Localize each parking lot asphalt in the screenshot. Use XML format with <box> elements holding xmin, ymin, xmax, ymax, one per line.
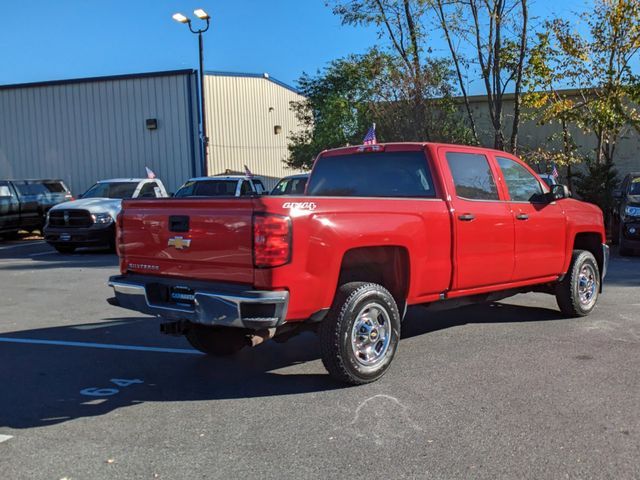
<box><xmin>0</xmin><ymin>238</ymin><xmax>638</xmax><ymax>480</ymax></box>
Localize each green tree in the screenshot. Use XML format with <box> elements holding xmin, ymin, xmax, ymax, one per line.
<box><xmin>430</xmin><ymin>0</ymin><xmax>529</xmax><ymax>152</ymax></box>
<box><xmin>523</xmin><ymin>0</ymin><xmax>640</xmax><ymax>214</ymax></box>
<box><xmin>286</xmin><ymin>51</ymin><xmax>473</xmax><ymax>170</ymax></box>
<box><xmin>286</xmin><ymin>51</ymin><xmax>383</xmax><ymax>170</ymax></box>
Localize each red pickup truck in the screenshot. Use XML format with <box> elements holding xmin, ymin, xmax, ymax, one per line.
<box><xmin>108</xmin><ymin>143</ymin><xmax>608</xmax><ymax>384</ymax></box>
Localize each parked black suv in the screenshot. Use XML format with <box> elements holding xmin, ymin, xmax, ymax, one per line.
<box><xmin>611</xmin><ymin>172</ymin><xmax>640</xmax><ymax>256</ymax></box>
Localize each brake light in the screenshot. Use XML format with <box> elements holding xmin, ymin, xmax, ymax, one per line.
<box><xmin>253</xmin><ymin>214</ymin><xmax>291</xmax><ymax>268</ymax></box>
<box><xmin>357</xmin><ymin>144</ymin><xmax>385</xmax><ymax>153</ymax></box>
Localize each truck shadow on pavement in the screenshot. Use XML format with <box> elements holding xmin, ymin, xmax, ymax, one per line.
<box><xmin>0</xmin><ymin>301</ymin><xmax>567</xmax><ymax>430</ymax></box>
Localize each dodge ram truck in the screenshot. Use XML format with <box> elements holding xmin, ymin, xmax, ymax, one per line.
<box><xmin>108</xmin><ymin>143</ymin><xmax>609</xmax><ymax>385</ymax></box>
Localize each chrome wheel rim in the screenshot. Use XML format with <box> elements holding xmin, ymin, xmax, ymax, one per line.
<box><xmin>350</xmin><ymin>302</ymin><xmax>392</xmax><ymax>367</ymax></box>
<box><xmin>578</xmin><ymin>263</ymin><xmax>597</xmax><ymax>306</ymax></box>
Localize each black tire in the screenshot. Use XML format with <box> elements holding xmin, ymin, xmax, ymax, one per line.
<box><xmin>2</xmin><ymin>230</ymin><xmax>20</xmax><ymax>240</ymax></box>
<box><xmin>555</xmin><ymin>250</ymin><xmax>600</xmax><ymax>317</ymax></box>
<box><xmin>610</xmin><ymin>217</ymin><xmax>619</xmax><ymax>245</ymax></box>
<box><xmin>54</xmin><ymin>245</ymin><xmax>76</xmax><ymax>254</ymax></box>
<box><xmin>320</xmin><ymin>282</ymin><xmax>401</xmax><ymax>385</ymax></box>
<box><xmin>185</xmin><ymin>324</ymin><xmax>247</xmax><ymax>356</ymax></box>
<box><xmin>619</xmin><ymin>226</ymin><xmax>634</xmax><ymax>256</ymax></box>
<box><xmin>619</xmin><ymin>244</ymin><xmax>634</xmax><ymax>256</ymax></box>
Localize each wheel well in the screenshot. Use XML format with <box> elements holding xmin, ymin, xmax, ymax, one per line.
<box><xmin>573</xmin><ymin>232</ymin><xmax>603</xmax><ymax>276</ymax></box>
<box><xmin>336</xmin><ymin>246</ymin><xmax>409</xmax><ymax>310</ymax></box>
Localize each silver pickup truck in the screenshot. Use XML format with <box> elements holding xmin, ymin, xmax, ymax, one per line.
<box><xmin>44</xmin><ymin>178</ymin><xmax>168</xmax><ymax>253</ymax></box>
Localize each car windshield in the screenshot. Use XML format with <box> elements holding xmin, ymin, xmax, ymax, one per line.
<box><xmin>174</xmin><ymin>180</ymin><xmax>239</xmax><ymax>197</ymax></box>
<box><xmin>82</xmin><ymin>182</ymin><xmax>138</xmax><ymax>199</ymax></box>
<box><xmin>629</xmin><ymin>178</ymin><xmax>640</xmax><ymax>195</ymax></box>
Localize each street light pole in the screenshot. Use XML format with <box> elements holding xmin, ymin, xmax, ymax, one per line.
<box><xmin>173</xmin><ymin>9</ymin><xmax>211</xmax><ymax>175</ymax></box>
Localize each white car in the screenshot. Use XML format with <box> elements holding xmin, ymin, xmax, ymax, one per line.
<box><xmin>44</xmin><ymin>178</ymin><xmax>168</xmax><ymax>253</ymax></box>
<box><xmin>174</xmin><ymin>175</ymin><xmax>266</xmax><ymax>197</ymax></box>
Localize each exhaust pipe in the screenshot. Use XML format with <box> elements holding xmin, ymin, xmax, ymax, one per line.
<box><xmin>246</xmin><ymin>328</ymin><xmax>277</xmax><ymax>347</ymax></box>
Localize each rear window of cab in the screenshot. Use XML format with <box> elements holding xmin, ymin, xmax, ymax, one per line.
<box><xmin>307</xmin><ymin>151</ymin><xmax>435</xmax><ymax>198</ymax></box>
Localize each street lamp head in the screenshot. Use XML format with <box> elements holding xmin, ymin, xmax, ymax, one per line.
<box><xmin>172</xmin><ymin>13</ymin><xmax>190</xmax><ymax>24</ymax></box>
<box><xmin>193</xmin><ymin>8</ymin><xmax>210</xmax><ymax>20</ymax></box>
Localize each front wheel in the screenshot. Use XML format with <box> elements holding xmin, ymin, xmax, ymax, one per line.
<box><xmin>185</xmin><ymin>324</ymin><xmax>247</xmax><ymax>356</ymax></box>
<box><xmin>320</xmin><ymin>282</ymin><xmax>401</xmax><ymax>385</ymax></box>
<box><xmin>555</xmin><ymin>250</ymin><xmax>600</xmax><ymax>317</ymax></box>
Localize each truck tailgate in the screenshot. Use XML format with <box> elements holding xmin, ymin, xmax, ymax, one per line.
<box><xmin>119</xmin><ymin>198</ymin><xmax>255</xmax><ymax>284</ymax></box>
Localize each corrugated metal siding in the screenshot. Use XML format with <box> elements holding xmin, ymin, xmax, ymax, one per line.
<box><xmin>204</xmin><ymin>74</ymin><xmax>306</xmax><ymax>185</ymax></box>
<box><xmin>0</xmin><ymin>71</ymin><xmax>201</xmax><ymax>194</ymax></box>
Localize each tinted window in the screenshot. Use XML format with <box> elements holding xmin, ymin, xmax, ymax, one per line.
<box><xmin>253</xmin><ymin>180</ymin><xmax>266</xmax><ymax>194</ymax></box>
<box><xmin>629</xmin><ymin>177</ymin><xmax>640</xmax><ymax>195</ymax></box>
<box><xmin>82</xmin><ymin>182</ymin><xmax>138</xmax><ymax>199</ymax></box>
<box><xmin>174</xmin><ymin>180</ymin><xmax>239</xmax><ymax>197</ymax></box>
<box><xmin>271</xmin><ymin>177</ymin><xmax>308</xmax><ymax>195</ymax></box>
<box><xmin>307</xmin><ymin>151</ymin><xmax>435</xmax><ymax>198</ymax></box>
<box><xmin>497</xmin><ymin>157</ymin><xmax>544</xmax><ymax>202</ymax></box>
<box><xmin>138</xmin><ymin>182</ymin><xmax>159</xmax><ymax>198</ymax></box>
<box><xmin>446</xmin><ymin>152</ymin><xmax>499</xmax><ymax>200</ymax></box>
<box><xmin>240</xmin><ymin>181</ymin><xmax>252</xmax><ymax>195</ymax></box>
<box><xmin>42</xmin><ymin>181</ymin><xmax>67</xmax><ymax>193</ymax></box>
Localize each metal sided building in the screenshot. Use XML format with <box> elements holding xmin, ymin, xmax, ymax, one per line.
<box><xmin>0</xmin><ymin>70</ymin><xmax>201</xmax><ymax>194</ymax></box>
<box><xmin>203</xmin><ymin>72</ymin><xmax>307</xmax><ymax>187</ymax></box>
<box><xmin>0</xmin><ymin>69</ymin><xmax>306</xmax><ymax>195</ymax></box>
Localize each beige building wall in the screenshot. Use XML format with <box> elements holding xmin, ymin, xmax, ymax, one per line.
<box><xmin>464</xmin><ymin>92</ymin><xmax>640</xmax><ymax>177</ymax></box>
<box><xmin>204</xmin><ymin>73</ymin><xmax>306</xmax><ymax>186</ymax></box>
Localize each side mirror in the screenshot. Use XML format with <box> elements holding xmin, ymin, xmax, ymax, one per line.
<box><xmin>551</xmin><ymin>184</ymin><xmax>571</xmax><ymax>200</ymax></box>
<box><xmin>549</xmin><ymin>184</ymin><xmax>570</xmax><ymax>201</ymax></box>
<box><xmin>613</xmin><ymin>189</ymin><xmax>623</xmax><ymax>199</ymax></box>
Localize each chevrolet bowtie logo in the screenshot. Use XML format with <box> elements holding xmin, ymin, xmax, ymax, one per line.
<box><xmin>167</xmin><ymin>236</ymin><xmax>191</xmax><ymax>250</ymax></box>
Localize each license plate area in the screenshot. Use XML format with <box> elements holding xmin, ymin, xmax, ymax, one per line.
<box><xmin>169</xmin><ymin>285</ymin><xmax>196</xmax><ymax>307</ymax></box>
<box><xmin>59</xmin><ymin>233</ymin><xmax>71</xmax><ymax>241</ymax></box>
<box><xmin>146</xmin><ymin>283</ymin><xmax>196</xmax><ymax>309</ymax></box>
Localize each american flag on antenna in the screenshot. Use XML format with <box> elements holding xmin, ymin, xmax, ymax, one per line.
<box><xmin>145</xmin><ymin>166</ymin><xmax>156</xmax><ymax>179</ymax></box>
<box><xmin>363</xmin><ymin>123</ymin><xmax>377</xmax><ymax>145</ymax></box>
<box><xmin>244</xmin><ymin>165</ymin><xmax>254</xmax><ymax>178</ymax></box>
<box><xmin>551</xmin><ymin>163</ymin><xmax>559</xmax><ymax>179</ymax></box>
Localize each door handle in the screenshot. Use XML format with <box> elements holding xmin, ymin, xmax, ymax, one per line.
<box><xmin>458</xmin><ymin>213</ymin><xmax>475</xmax><ymax>221</ymax></box>
<box><xmin>516</xmin><ymin>213</ymin><xmax>529</xmax><ymax>221</ymax></box>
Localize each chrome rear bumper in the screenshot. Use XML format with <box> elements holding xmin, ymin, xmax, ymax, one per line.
<box><xmin>108</xmin><ymin>275</ymin><xmax>288</xmax><ymax>329</ymax></box>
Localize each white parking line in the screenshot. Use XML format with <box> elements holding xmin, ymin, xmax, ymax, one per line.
<box><xmin>0</xmin><ymin>241</ymin><xmax>43</xmax><ymax>251</ymax></box>
<box><xmin>29</xmin><ymin>251</ymin><xmax>56</xmax><ymax>257</ymax></box>
<box><xmin>0</xmin><ymin>337</ymin><xmax>201</xmax><ymax>355</ymax></box>
<box><xmin>0</xmin><ymin>434</ymin><xmax>13</xmax><ymax>443</ymax></box>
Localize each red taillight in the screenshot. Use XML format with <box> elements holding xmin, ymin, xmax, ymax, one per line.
<box><xmin>253</xmin><ymin>214</ymin><xmax>291</xmax><ymax>268</ymax></box>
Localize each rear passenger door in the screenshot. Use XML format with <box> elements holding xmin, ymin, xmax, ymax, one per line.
<box><xmin>495</xmin><ymin>156</ymin><xmax>566</xmax><ymax>280</ymax></box>
<box><xmin>441</xmin><ymin>148</ymin><xmax>515</xmax><ymax>290</ymax></box>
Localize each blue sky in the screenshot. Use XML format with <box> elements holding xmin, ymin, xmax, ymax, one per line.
<box><xmin>0</xmin><ymin>0</ymin><xmax>592</xmax><ymax>93</ymax></box>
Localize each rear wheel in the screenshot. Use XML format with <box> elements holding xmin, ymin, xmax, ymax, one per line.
<box><xmin>54</xmin><ymin>245</ymin><xmax>76</xmax><ymax>254</ymax></box>
<box><xmin>320</xmin><ymin>282</ymin><xmax>401</xmax><ymax>385</ymax></box>
<box><xmin>185</xmin><ymin>324</ymin><xmax>247</xmax><ymax>356</ymax></box>
<box><xmin>555</xmin><ymin>250</ymin><xmax>600</xmax><ymax>317</ymax></box>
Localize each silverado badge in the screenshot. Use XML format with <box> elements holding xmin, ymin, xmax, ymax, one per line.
<box><xmin>167</xmin><ymin>236</ymin><xmax>191</xmax><ymax>250</ymax></box>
